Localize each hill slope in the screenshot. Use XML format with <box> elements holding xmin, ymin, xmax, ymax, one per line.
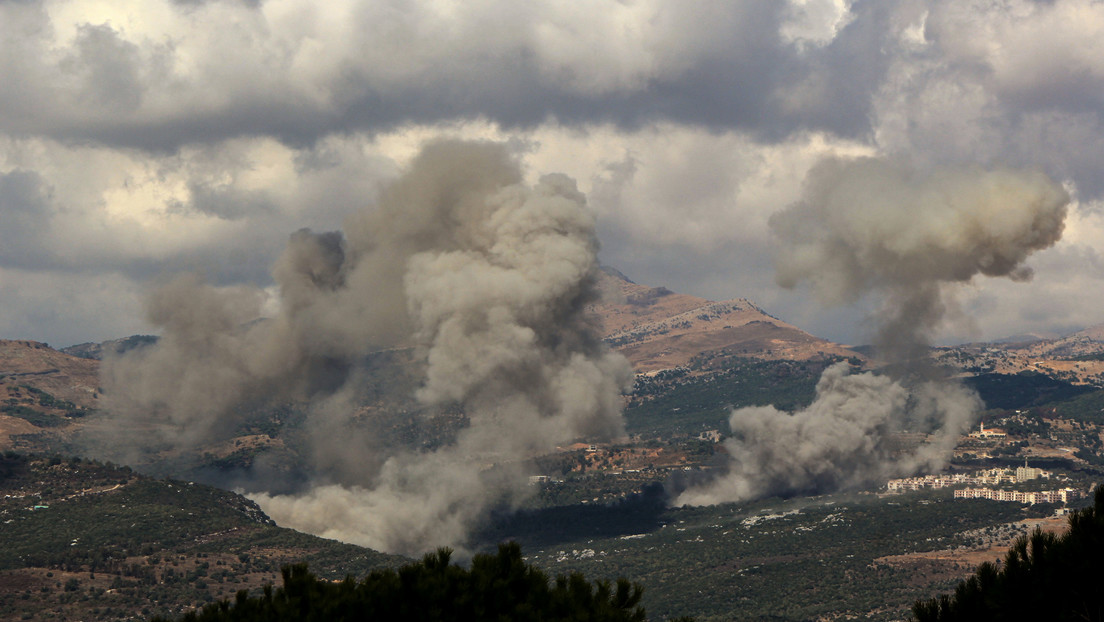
<box><xmin>590</xmin><ymin>268</ymin><xmax>860</xmax><ymax>372</ymax></box>
<box><xmin>935</xmin><ymin>323</ymin><xmax>1104</xmax><ymax>387</ymax></box>
<box><xmin>0</xmin><ymin>453</ymin><xmax>405</xmax><ymax>621</ymax></box>
<box><xmin>0</xmin><ymin>340</ymin><xmax>99</xmax><ymax>409</ymax></box>
<box><xmin>0</xmin><ymin>341</ymin><xmax>100</xmax><ymax>452</ymax></box>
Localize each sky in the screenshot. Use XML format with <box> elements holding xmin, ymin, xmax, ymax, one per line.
<box><xmin>2</xmin><ymin>0</ymin><xmax>1104</xmax><ymax>348</ymax></box>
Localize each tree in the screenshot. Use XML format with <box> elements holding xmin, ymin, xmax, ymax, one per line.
<box><xmin>913</xmin><ymin>486</ymin><xmax>1104</xmax><ymax>621</ymax></box>
<box><xmin>154</xmin><ymin>542</ymin><xmax>656</xmax><ymax>622</ymax></box>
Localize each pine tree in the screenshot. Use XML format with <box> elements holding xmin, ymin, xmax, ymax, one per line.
<box><xmin>913</xmin><ymin>486</ymin><xmax>1104</xmax><ymax>621</ymax></box>
<box><xmin>154</xmin><ymin>542</ymin><xmax>656</xmax><ymax>622</ymax></box>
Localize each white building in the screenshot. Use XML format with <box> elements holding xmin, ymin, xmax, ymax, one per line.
<box><xmin>954</xmin><ymin>487</ymin><xmax>1081</xmax><ymax>505</ymax></box>
<box><xmin>968</xmin><ymin>422</ymin><xmax>1007</xmax><ymax>439</ymax></box>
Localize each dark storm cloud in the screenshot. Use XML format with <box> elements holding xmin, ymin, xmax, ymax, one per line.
<box><xmin>60</xmin><ymin>24</ymin><xmax>145</xmax><ymax>111</ymax></box>
<box><xmin>0</xmin><ymin>0</ymin><xmax>894</xmax><ymax>151</ymax></box>
<box><xmin>177</xmin><ymin>181</ymin><xmax>276</xmax><ymax>221</ymax></box>
<box><xmin>874</xmin><ymin>0</ymin><xmax>1104</xmax><ymax>199</ymax></box>
<box><xmin>3</xmin><ymin>0</ymin><xmax>1104</xmax><ymax>181</ymax></box>
<box><xmin>0</xmin><ymin>170</ymin><xmax>52</xmax><ymax>267</ymax></box>
<box><xmin>6</xmin><ymin>0</ymin><xmax>1100</xmax><ymax>194</ymax></box>
<box><xmin>0</xmin><ymin>167</ymin><xmax>280</xmax><ymax>284</ymax></box>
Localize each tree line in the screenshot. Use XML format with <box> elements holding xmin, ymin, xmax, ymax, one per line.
<box><xmin>914</xmin><ymin>485</ymin><xmax>1104</xmax><ymax>621</ymax></box>
<box><xmin>153</xmin><ymin>542</ymin><xmax>685</xmax><ymax>622</ymax></box>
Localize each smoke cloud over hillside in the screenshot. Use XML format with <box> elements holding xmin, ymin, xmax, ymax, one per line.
<box><xmin>678</xmin><ymin>157</ymin><xmax>1069</xmax><ymax>506</ymax></box>
<box><xmin>772</xmin><ymin>158</ymin><xmax>1070</xmax><ymax>362</ymax></box>
<box><xmin>99</xmin><ymin>140</ymin><xmax>632</xmax><ymax>554</ymax></box>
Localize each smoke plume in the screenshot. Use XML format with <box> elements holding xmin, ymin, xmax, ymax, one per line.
<box><xmin>773</xmin><ymin>158</ymin><xmax>1069</xmax><ymax>362</ymax></box>
<box><xmin>100</xmin><ymin>140</ymin><xmax>632</xmax><ymax>554</ymax></box>
<box><xmin>678</xmin><ymin>157</ymin><xmax>1069</xmax><ymax>506</ymax></box>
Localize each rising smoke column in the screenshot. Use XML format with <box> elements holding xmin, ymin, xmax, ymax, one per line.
<box><xmin>254</xmin><ymin>152</ymin><xmax>633</xmax><ymax>554</ymax></box>
<box><xmin>677</xmin><ymin>157</ymin><xmax>1069</xmax><ymax>506</ymax></box>
<box><xmin>101</xmin><ymin>140</ymin><xmax>632</xmax><ymax>554</ymax></box>
<box><xmin>773</xmin><ymin>158</ymin><xmax>1070</xmax><ymax>364</ymax></box>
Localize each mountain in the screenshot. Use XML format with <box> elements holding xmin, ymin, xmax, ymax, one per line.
<box><xmin>0</xmin><ymin>341</ymin><xmax>101</xmax><ymax>452</ymax></box>
<box><xmin>0</xmin><ymin>340</ymin><xmax>99</xmax><ymax>408</ymax></box>
<box><xmin>934</xmin><ymin>323</ymin><xmax>1104</xmax><ymax>387</ymax></box>
<box><xmin>4</xmin><ymin>275</ymin><xmax>1104</xmax><ymax>621</ymax></box>
<box><xmin>61</xmin><ymin>335</ymin><xmax>158</xmax><ymax>361</ymax></box>
<box><xmin>590</xmin><ymin>267</ymin><xmax>861</xmax><ymax>373</ymax></box>
<box><xmin>1011</xmin><ymin>323</ymin><xmax>1104</xmax><ymax>359</ymax></box>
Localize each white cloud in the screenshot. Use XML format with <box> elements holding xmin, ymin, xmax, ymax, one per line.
<box><xmin>780</xmin><ymin>0</ymin><xmax>855</xmax><ymax>50</ymax></box>
<box><xmin>3</xmin><ymin>0</ymin><xmax>1104</xmax><ymax>346</ymax></box>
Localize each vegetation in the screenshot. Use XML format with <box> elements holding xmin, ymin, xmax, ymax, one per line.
<box><xmin>0</xmin><ymin>453</ymin><xmax>404</xmax><ymax>621</ymax></box>
<box><xmin>963</xmin><ymin>372</ymin><xmax>1095</xmax><ymax>411</ymax></box>
<box><xmin>913</xmin><ymin>486</ymin><xmax>1104</xmax><ymax>621</ymax></box>
<box><xmin>1052</xmin><ymin>388</ymin><xmax>1104</xmax><ymax>424</ymax></box>
<box><xmin>8</xmin><ymin>350</ymin><xmax>1104</xmax><ymax>620</ymax></box>
<box><xmin>1</xmin><ymin>384</ymin><xmax>85</xmax><ymax>428</ymax></box>
<box><xmin>482</xmin><ymin>488</ymin><xmax>1048</xmax><ymax>621</ymax></box>
<box><xmin>157</xmin><ymin>543</ymin><xmax>651</xmax><ymax>622</ymax></box>
<box><xmin>0</xmin><ymin>404</ymin><xmax>67</xmax><ymax>427</ymax></box>
<box><xmin>625</xmin><ymin>358</ymin><xmax>828</xmax><ymax>438</ymax></box>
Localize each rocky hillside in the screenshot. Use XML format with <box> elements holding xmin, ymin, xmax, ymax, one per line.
<box><xmin>590</xmin><ymin>268</ymin><xmax>861</xmax><ymax>373</ymax></box>
<box><xmin>0</xmin><ymin>341</ymin><xmax>99</xmax><ymax>409</ymax></box>
<box><xmin>0</xmin><ymin>341</ymin><xmax>101</xmax><ymax>452</ymax></box>
<box><xmin>60</xmin><ymin>335</ymin><xmax>157</xmax><ymax>361</ymax></box>
<box><xmin>935</xmin><ymin>324</ymin><xmax>1104</xmax><ymax>387</ymax></box>
<box><xmin>1010</xmin><ymin>324</ymin><xmax>1104</xmax><ymax>360</ymax></box>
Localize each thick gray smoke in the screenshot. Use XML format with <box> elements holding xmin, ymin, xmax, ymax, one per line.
<box><xmin>773</xmin><ymin>158</ymin><xmax>1069</xmax><ymax>363</ymax></box>
<box><xmin>678</xmin><ymin>157</ymin><xmax>1069</xmax><ymax>506</ymax></box>
<box><xmin>677</xmin><ymin>362</ymin><xmax>980</xmax><ymax>505</ymax></box>
<box><xmin>100</xmin><ymin>140</ymin><xmax>632</xmax><ymax>554</ymax></box>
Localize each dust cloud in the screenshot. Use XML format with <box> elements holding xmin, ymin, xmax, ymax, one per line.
<box><xmin>678</xmin><ymin>157</ymin><xmax>1069</xmax><ymax>506</ymax></box>
<box><xmin>99</xmin><ymin>140</ymin><xmax>632</xmax><ymax>554</ymax></box>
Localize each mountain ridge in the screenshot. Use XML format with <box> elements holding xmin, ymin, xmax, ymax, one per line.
<box><xmin>591</xmin><ymin>268</ymin><xmax>862</xmax><ymax>372</ymax></box>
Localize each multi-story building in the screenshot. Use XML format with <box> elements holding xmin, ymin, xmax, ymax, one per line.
<box><xmin>953</xmin><ymin>487</ymin><xmax>1081</xmax><ymax>505</ymax></box>
<box><xmin>887</xmin><ymin>464</ymin><xmax>1051</xmax><ymax>493</ymax></box>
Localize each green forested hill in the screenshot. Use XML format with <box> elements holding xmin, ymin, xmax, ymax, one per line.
<box><xmin>0</xmin><ymin>453</ymin><xmax>405</xmax><ymax>621</ymax></box>
<box><xmin>625</xmin><ymin>358</ymin><xmax>829</xmax><ymax>438</ymax></box>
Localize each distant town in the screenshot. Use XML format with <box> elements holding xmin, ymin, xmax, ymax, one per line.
<box><xmin>885</xmin><ymin>419</ymin><xmax>1098</xmax><ymax>511</ymax></box>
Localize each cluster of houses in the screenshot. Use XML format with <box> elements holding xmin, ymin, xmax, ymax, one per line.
<box><xmin>885</xmin><ymin>462</ymin><xmax>1088</xmax><ymax>506</ymax></box>
<box><xmin>886</xmin><ymin>463</ymin><xmax>1050</xmax><ymax>493</ymax></box>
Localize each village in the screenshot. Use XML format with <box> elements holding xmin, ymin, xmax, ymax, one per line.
<box><xmin>886</xmin><ymin>463</ymin><xmax>1085</xmax><ymax>508</ymax></box>
<box><xmin>518</xmin><ymin>408</ymin><xmax>1104</xmax><ymax>510</ymax></box>
<box><xmin>884</xmin><ymin>418</ymin><xmax>1100</xmax><ymax>511</ymax></box>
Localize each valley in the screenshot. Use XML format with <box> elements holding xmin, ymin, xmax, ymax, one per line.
<box><xmin>3</xmin><ymin>271</ymin><xmax>1104</xmax><ymax>620</ymax></box>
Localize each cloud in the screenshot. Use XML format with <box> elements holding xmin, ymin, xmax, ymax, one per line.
<box><xmin>780</xmin><ymin>0</ymin><xmax>855</xmax><ymax>50</ymax></box>
<box><xmin>3</xmin><ymin>0</ymin><xmax>1104</xmax><ymax>349</ymax></box>
<box><xmin>0</xmin><ymin>170</ymin><xmax>53</xmax><ymax>268</ymax></box>
<box><xmin>0</xmin><ymin>0</ymin><xmax>890</xmax><ymax>149</ymax></box>
<box><xmin>0</xmin><ymin>267</ymin><xmax>145</xmax><ymax>346</ymax></box>
<box><xmin>873</xmin><ymin>0</ymin><xmax>1104</xmax><ymax>196</ymax></box>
